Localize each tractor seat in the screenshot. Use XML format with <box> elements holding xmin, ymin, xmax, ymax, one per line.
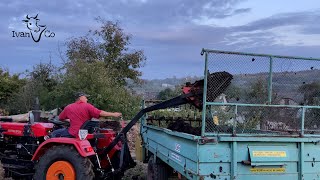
<box><xmin>80</xmin><ymin>119</ymin><xmax>100</xmax><ymax>134</ymax></box>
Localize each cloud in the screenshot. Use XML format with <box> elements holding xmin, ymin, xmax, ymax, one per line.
<box><xmin>220</xmin><ymin>10</ymin><xmax>320</xmax><ymax>48</ymax></box>
<box><xmin>132</xmin><ymin>25</ymin><xmax>229</xmax><ymax>47</ymax></box>
<box><xmin>0</xmin><ymin>0</ymin><xmax>248</xmax><ymax>44</ymax></box>
<box><xmin>1</xmin><ymin>0</ymin><xmax>320</xmax><ymax>79</ymax></box>
<box><xmin>238</xmin><ymin>11</ymin><xmax>320</xmax><ymax>32</ymax></box>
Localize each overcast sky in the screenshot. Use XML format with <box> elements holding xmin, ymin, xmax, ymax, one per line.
<box><xmin>1</xmin><ymin>0</ymin><xmax>320</xmax><ymax>79</ymax></box>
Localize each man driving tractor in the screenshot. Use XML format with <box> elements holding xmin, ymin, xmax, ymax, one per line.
<box><xmin>50</xmin><ymin>92</ymin><xmax>122</xmax><ymax>138</ymax></box>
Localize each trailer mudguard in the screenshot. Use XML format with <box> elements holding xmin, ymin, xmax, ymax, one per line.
<box><xmin>32</xmin><ymin>138</ymin><xmax>95</xmax><ymax>161</ymax></box>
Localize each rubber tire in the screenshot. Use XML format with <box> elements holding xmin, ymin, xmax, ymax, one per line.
<box><xmin>147</xmin><ymin>155</ymin><xmax>170</xmax><ymax>180</ymax></box>
<box><xmin>33</xmin><ymin>145</ymin><xmax>94</xmax><ymax>180</ymax></box>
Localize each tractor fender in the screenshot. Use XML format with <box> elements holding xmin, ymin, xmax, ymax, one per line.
<box><xmin>32</xmin><ymin>138</ymin><xmax>96</xmax><ymax>161</ymax></box>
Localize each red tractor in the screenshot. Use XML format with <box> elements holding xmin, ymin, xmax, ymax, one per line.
<box><xmin>0</xmin><ymin>117</ymin><xmax>135</xmax><ymax>179</ymax></box>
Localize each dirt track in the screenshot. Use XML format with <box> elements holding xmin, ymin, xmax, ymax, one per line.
<box><xmin>123</xmin><ymin>123</ymin><xmax>148</xmax><ymax>180</ymax></box>
<box><xmin>123</xmin><ymin>161</ymin><xmax>147</xmax><ymax>180</ymax></box>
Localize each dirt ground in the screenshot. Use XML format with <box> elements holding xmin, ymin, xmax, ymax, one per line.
<box><xmin>122</xmin><ymin>161</ymin><xmax>147</xmax><ymax>180</ymax></box>
<box><xmin>107</xmin><ymin>120</ymin><xmax>183</xmax><ymax>180</ymax></box>
<box><xmin>123</xmin><ymin>123</ymin><xmax>148</xmax><ymax>180</ymax></box>
<box><xmin>104</xmin><ymin>120</ymin><xmax>148</xmax><ymax>180</ymax></box>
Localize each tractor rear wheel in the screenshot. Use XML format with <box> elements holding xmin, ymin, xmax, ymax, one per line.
<box><xmin>33</xmin><ymin>145</ymin><xmax>94</xmax><ymax>180</ymax></box>
<box><xmin>147</xmin><ymin>155</ymin><xmax>170</xmax><ymax>180</ymax></box>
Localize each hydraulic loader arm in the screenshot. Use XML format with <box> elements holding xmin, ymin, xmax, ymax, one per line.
<box><xmin>103</xmin><ymin>93</ymin><xmax>191</xmax><ymax>153</ymax></box>
<box><xmin>103</xmin><ymin>71</ymin><xmax>233</xmax><ymax>154</ymax></box>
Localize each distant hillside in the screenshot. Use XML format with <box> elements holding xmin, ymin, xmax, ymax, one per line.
<box><xmin>128</xmin><ymin>69</ymin><xmax>320</xmax><ymax>101</ymax></box>
<box><xmin>127</xmin><ymin>76</ymin><xmax>201</xmax><ymax>99</ymax></box>
<box><xmin>231</xmin><ymin>69</ymin><xmax>320</xmax><ymax>103</ymax></box>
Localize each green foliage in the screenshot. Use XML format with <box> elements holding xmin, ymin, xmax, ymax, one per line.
<box><xmin>298</xmin><ymin>82</ymin><xmax>320</xmax><ymax>128</ymax></box>
<box><xmin>7</xmin><ymin>62</ymin><xmax>59</xmax><ymax>114</ymax></box>
<box><xmin>299</xmin><ymin>82</ymin><xmax>320</xmax><ymax>105</ymax></box>
<box><xmin>240</xmin><ymin>78</ymin><xmax>269</xmax><ymax>129</ymax></box>
<box><xmin>55</xmin><ymin>60</ymin><xmax>141</xmax><ymax>119</ymax></box>
<box><xmin>246</xmin><ymin>77</ymin><xmax>268</xmax><ymax>104</ymax></box>
<box><xmin>66</xmin><ymin>18</ymin><xmax>146</xmax><ymax>85</ymax></box>
<box><xmin>31</xmin><ymin>62</ymin><xmax>59</xmax><ymax>110</ymax></box>
<box><xmin>3</xmin><ymin>20</ymin><xmax>144</xmax><ymax>119</ymax></box>
<box><xmin>210</xmin><ymin>106</ymin><xmax>234</xmax><ymax>126</ymax></box>
<box><xmin>224</xmin><ymin>84</ymin><xmax>241</xmax><ymax>100</ymax></box>
<box><xmin>149</xmin><ymin>107</ymin><xmax>202</xmax><ymax>120</ymax></box>
<box><xmin>157</xmin><ymin>87</ymin><xmax>180</xmax><ymax>100</ymax></box>
<box><xmin>49</xmin><ymin>19</ymin><xmax>145</xmax><ymax>119</ymax></box>
<box><xmin>0</xmin><ymin>68</ymin><xmax>25</xmax><ymax>110</ymax></box>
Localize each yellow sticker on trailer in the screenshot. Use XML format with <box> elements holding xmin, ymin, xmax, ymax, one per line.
<box><xmin>252</xmin><ymin>151</ymin><xmax>286</xmax><ymax>157</ymax></box>
<box><xmin>250</xmin><ymin>168</ymin><xmax>286</xmax><ymax>173</ymax></box>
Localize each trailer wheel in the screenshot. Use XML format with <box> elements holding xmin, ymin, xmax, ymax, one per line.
<box><xmin>33</xmin><ymin>145</ymin><xmax>94</xmax><ymax>180</ymax></box>
<box><xmin>147</xmin><ymin>155</ymin><xmax>170</xmax><ymax>180</ymax></box>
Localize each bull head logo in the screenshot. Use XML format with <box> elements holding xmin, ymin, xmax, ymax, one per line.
<box><xmin>22</xmin><ymin>14</ymin><xmax>47</xmax><ymax>42</ymax></box>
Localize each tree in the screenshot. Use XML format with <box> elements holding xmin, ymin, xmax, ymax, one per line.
<box><xmin>66</xmin><ymin>18</ymin><xmax>146</xmax><ymax>85</ymax></box>
<box><xmin>224</xmin><ymin>84</ymin><xmax>242</xmax><ymax>102</ymax></box>
<box><xmin>157</xmin><ymin>87</ymin><xmax>181</xmax><ymax>100</ymax></box>
<box><xmin>246</xmin><ymin>78</ymin><xmax>268</xmax><ymax>104</ymax></box>
<box><xmin>4</xmin><ymin>19</ymin><xmax>145</xmax><ymax>119</ymax></box>
<box><xmin>299</xmin><ymin>82</ymin><xmax>320</xmax><ymax>105</ymax></box>
<box><xmin>58</xmin><ymin>19</ymin><xmax>146</xmax><ymax>119</ymax></box>
<box><xmin>298</xmin><ymin>82</ymin><xmax>320</xmax><ymax>129</ymax></box>
<box><xmin>0</xmin><ymin>68</ymin><xmax>25</xmax><ymax>112</ymax></box>
<box><xmin>7</xmin><ymin>62</ymin><xmax>59</xmax><ymax>113</ymax></box>
<box><xmin>240</xmin><ymin>78</ymin><xmax>270</xmax><ymax>130</ymax></box>
<box><xmin>55</xmin><ymin>60</ymin><xmax>141</xmax><ymax>119</ymax></box>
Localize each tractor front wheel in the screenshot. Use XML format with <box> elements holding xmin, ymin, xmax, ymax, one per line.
<box><xmin>33</xmin><ymin>145</ymin><xmax>94</xmax><ymax>180</ymax></box>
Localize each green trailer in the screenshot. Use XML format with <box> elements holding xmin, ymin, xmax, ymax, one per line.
<box><xmin>139</xmin><ymin>49</ymin><xmax>320</xmax><ymax>180</ymax></box>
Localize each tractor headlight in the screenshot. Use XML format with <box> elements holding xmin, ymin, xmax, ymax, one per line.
<box><xmin>78</xmin><ymin>129</ymin><xmax>88</xmax><ymax>140</ymax></box>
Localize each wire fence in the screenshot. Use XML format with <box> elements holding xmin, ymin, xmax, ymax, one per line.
<box><xmin>203</xmin><ymin>49</ymin><xmax>320</xmax><ymax>136</ymax></box>
<box><xmin>144</xmin><ymin>101</ymin><xmax>202</xmax><ymax>136</ymax></box>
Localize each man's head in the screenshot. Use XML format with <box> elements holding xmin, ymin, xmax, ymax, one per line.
<box><xmin>75</xmin><ymin>92</ymin><xmax>90</xmax><ymax>103</ymax></box>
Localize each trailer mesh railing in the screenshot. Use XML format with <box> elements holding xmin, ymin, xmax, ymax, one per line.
<box><xmin>143</xmin><ymin>100</ymin><xmax>202</xmax><ymax>136</ymax></box>
<box><xmin>203</xmin><ymin>49</ymin><xmax>320</xmax><ymax>136</ymax></box>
